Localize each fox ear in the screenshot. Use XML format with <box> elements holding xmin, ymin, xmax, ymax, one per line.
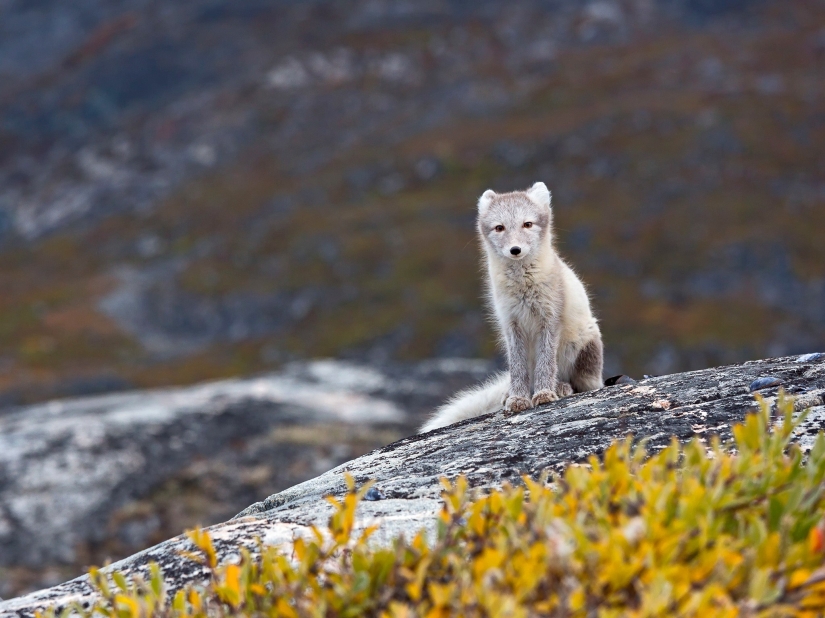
<box><xmin>478</xmin><ymin>189</ymin><xmax>497</xmax><ymax>212</ymax></box>
<box><xmin>527</xmin><ymin>182</ymin><xmax>551</xmax><ymax>208</ymax></box>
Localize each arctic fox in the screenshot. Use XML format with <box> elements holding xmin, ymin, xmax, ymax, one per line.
<box><xmin>421</xmin><ymin>182</ymin><xmax>603</xmax><ymax>432</ymax></box>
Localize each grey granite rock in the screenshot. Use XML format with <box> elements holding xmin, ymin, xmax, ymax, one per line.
<box><xmin>2</xmin><ymin>354</ymin><xmax>824</xmax><ymax>617</ymax></box>
<box><xmin>0</xmin><ymin>358</ymin><xmax>494</xmax><ymax>597</ymax></box>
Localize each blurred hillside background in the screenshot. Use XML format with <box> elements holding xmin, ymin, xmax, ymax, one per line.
<box><xmin>2</xmin><ymin>0</ymin><xmax>825</xmax><ymax>600</ymax></box>
<box><xmin>1</xmin><ymin>0</ymin><xmax>824</xmax><ymax>406</ymax></box>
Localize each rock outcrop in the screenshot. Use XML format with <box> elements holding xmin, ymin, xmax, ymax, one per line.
<box><xmin>2</xmin><ymin>354</ymin><xmax>824</xmax><ymax>616</ymax></box>
<box><xmin>0</xmin><ymin>358</ymin><xmax>493</xmax><ymax>598</ymax></box>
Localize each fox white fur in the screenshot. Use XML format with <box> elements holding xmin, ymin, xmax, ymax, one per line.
<box><xmin>421</xmin><ymin>182</ymin><xmax>603</xmax><ymax>433</ymax></box>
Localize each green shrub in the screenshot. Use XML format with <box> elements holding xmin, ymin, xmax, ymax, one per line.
<box><xmin>55</xmin><ymin>393</ymin><xmax>825</xmax><ymax>617</ymax></box>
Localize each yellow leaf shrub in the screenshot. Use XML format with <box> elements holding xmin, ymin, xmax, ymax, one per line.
<box><xmin>50</xmin><ymin>393</ymin><xmax>825</xmax><ymax>617</ymax></box>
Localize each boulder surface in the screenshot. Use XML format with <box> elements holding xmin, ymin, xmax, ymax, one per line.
<box><xmin>2</xmin><ymin>354</ymin><xmax>824</xmax><ymax>617</ymax></box>
<box><xmin>0</xmin><ymin>359</ymin><xmax>493</xmax><ymax>598</ymax></box>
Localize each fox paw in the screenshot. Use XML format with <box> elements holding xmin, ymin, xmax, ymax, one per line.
<box><xmin>556</xmin><ymin>382</ymin><xmax>574</xmax><ymax>397</ymax></box>
<box><xmin>505</xmin><ymin>395</ymin><xmax>532</xmax><ymax>413</ymax></box>
<box><xmin>531</xmin><ymin>389</ymin><xmax>559</xmax><ymax>407</ymax></box>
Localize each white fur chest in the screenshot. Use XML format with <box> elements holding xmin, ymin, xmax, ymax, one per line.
<box><xmin>487</xmin><ymin>258</ymin><xmax>560</xmax><ymax>330</ymax></box>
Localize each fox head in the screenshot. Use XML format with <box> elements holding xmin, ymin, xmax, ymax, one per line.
<box><xmin>476</xmin><ymin>182</ymin><xmax>552</xmax><ymax>262</ymax></box>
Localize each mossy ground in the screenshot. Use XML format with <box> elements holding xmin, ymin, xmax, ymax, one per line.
<box><xmin>2</xmin><ymin>0</ymin><xmax>824</xmax><ymax>403</ymax></box>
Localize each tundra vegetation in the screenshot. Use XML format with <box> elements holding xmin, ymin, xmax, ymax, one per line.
<box><xmin>50</xmin><ymin>394</ymin><xmax>825</xmax><ymax>617</ymax></box>
<box><xmin>2</xmin><ymin>1</ymin><xmax>824</xmax><ymax>406</ymax></box>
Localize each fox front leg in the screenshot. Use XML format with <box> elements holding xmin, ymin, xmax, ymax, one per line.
<box><xmin>532</xmin><ymin>323</ymin><xmax>563</xmax><ymax>407</ymax></box>
<box><xmin>504</xmin><ymin>321</ymin><xmax>532</xmax><ymax>413</ymax></box>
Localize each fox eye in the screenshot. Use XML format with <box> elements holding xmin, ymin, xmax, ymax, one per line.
<box><xmin>524</xmin><ymin>222</ymin><xmax>533</xmax><ymax>229</ymax></box>
<box><xmin>494</xmin><ymin>225</ymin><xmax>505</xmax><ymax>232</ymax></box>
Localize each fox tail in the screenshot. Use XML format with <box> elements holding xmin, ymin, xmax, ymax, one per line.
<box><xmin>419</xmin><ymin>372</ymin><xmax>509</xmax><ymax>433</ymax></box>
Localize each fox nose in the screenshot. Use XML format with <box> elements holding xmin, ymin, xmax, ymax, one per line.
<box><xmin>510</xmin><ymin>246</ymin><xmax>521</xmax><ymax>255</ymax></box>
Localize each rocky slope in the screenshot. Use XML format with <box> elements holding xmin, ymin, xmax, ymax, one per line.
<box><xmin>2</xmin><ymin>353</ymin><xmax>823</xmax><ymax>616</ymax></box>
<box><xmin>0</xmin><ymin>358</ymin><xmax>493</xmax><ymax>599</ymax></box>
<box><xmin>1</xmin><ymin>0</ymin><xmax>824</xmax><ymax>405</ymax></box>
